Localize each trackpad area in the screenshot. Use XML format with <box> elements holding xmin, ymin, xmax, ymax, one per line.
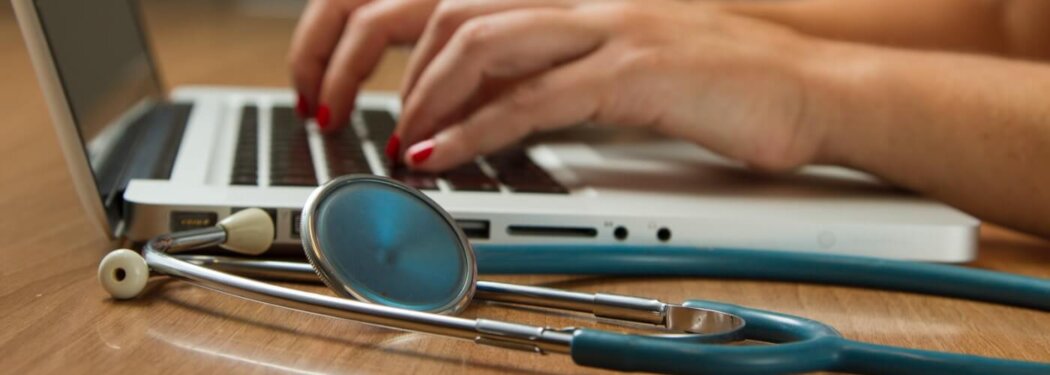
<box><xmin>536</xmin><ymin>129</ymin><xmax>902</xmax><ymax>199</ymax></box>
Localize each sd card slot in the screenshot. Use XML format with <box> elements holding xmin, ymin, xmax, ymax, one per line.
<box><xmin>507</xmin><ymin>225</ymin><xmax>597</xmax><ymax>238</ymax></box>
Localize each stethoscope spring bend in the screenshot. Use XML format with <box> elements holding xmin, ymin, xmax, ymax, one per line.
<box><xmin>99</xmin><ymin>175</ymin><xmax>1050</xmax><ymax>374</ymax></box>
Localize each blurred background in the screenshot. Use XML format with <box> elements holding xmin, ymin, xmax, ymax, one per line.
<box><xmin>0</xmin><ymin>0</ymin><xmax>411</xmax><ymax>254</ymax></box>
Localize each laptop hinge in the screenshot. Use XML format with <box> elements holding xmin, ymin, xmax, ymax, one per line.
<box><xmin>97</xmin><ymin>101</ymin><xmax>193</xmax><ymax>232</ymax></box>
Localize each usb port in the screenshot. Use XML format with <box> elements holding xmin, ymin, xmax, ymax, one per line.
<box><xmin>456</xmin><ymin>220</ymin><xmax>490</xmax><ymax>239</ymax></box>
<box><xmin>291</xmin><ymin>210</ymin><xmax>303</xmax><ymax>239</ymax></box>
<box><xmin>170</xmin><ymin>211</ymin><xmax>218</xmax><ymax>232</ymax></box>
<box><xmin>232</xmin><ymin>208</ymin><xmax>277</xmax><ymax>238</ymax></box>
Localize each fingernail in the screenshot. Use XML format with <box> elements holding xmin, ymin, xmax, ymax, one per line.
<box><xmin>296</xmin><ymin>94</ymin><xmax>309</xmax><ymax>118</ymax></box>
<box><xmin>385</xmin><ymin>135</ymin><xmax>401</xmax><ymax>162</ymax></box>
<box><xmin>316</xmin><ymin>104</ymin><xmax>331</xmax><ymax>130</ymax></box>
<box><xmin>407</xmin><ymin>139</ymin><xmax>435</xmax><ymax>165</ymax></box>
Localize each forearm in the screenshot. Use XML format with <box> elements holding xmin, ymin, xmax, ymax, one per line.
<box><xmin>806</xmin><ymin>40</ymin><xmax>1050</xmax><ymax>237</ymax></box>
<box><xmin>720</xmin><ymin>0</ymin><xmax>1050</xmax><ymax>59</ymax></box>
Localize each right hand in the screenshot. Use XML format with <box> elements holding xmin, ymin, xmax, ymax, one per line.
<box><xmin>394</xmin><ymin>0</ymin><xmax>824</xmax><ymax>173</ymax></box>
<box><xmin>288</xmin><ymin>0</ymin><xmax>440</xmax><ymax>131</ymax></box>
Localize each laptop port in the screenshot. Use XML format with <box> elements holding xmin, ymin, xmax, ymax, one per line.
<box><xmin>291</xmin><ymin>211</ymin><xmax>303</xmax><ymax>239</ymax></box>
<box><xmin>657</xmin><ymin>227</ymin><xmax>672</xmax><ymax>242</ymax></box>
<box><xmin>232</xmin><ymin>208</ymin><xmax>277</xmax><ymax>238</ymax></box>
<box><xmin>507</xmin><ymin>225</ymin><xmax>598</xmax><ymax>238</ymax></box>
<box><xmin>456</xmin><ymin>220</ymin><xmax>490</xmax><ymax>239</ymax></box>
<box><xmin>170</xmin><ymin>211</ymin><xmax>218</xmax><ymax>232</ymax></box>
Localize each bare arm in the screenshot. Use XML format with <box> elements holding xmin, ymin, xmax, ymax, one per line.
<box><xmin>711</xmin><ymin>0</ymin><xmax>1050</xmax><ymax>236</ymax></box>
<box><xmin>379</xmin><ymin>0</ymin><xmax>1050</xmax><ymax>238</ymax></box>
<box><xmin>806</xmin><ymin>40</ymin><xmax>1050</xmax><ymax>237</ymax></box>
<box><xmin>722</xmin><ymin>0</ymin><xmax>1050</xmax><ymax>60</ymax></box>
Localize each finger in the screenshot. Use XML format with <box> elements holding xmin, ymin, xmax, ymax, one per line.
<box><xmin>318</xmin><ymin>0</ymin><xmax>438</xmax><ymax>131</ymax></box>
<box><xmin>398</xmin><ymin>9</ymin><xmax>604</xmax><ymax>149</ymax></box>
<box><xmin>405</xmin><ymin>58</ymin><xmax>605</xmax><ymax>171</ymax></box>
<box><xmin>399</xmin><ymin>0</ymin><xmax>572</xmax><ymax>100</ymax></box>
<box><xmin>289</xmin><ymin>0</ymin><xmax>364</xmax><ymax>118</ymax></box>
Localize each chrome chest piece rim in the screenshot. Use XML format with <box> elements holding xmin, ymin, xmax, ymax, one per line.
<box><xmin>300</xmin><ymin>175</ymin><xmax>478</xmax><ymax>315</ymax></box>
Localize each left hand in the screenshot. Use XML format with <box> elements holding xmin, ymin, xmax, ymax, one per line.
<box><xmin>394</xmin><ymin>0</ymin><xmax>830</xmax><ymax>172</ymax></box>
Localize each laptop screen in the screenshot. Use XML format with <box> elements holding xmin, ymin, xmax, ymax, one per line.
<box><xmin>33</xmin><ymin>0</ymin><xmax>163</xmax><ymax>227</ymax></box>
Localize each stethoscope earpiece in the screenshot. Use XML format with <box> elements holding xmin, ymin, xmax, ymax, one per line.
<box><xmin>97</xmin><ymin>207</ymin><xmax>274</xmax><ymax>299</ymax></box>
<box><xmin>218</xmin><ymin>208</ymin><xmax>275</xmax><ymax>255</ymax></box>
<box><xmin>98</xmin><ymin>249</ymin><xmax>149</xmax><ymax>299</ymax></box>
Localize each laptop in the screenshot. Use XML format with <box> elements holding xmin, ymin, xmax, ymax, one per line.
<box><xmin>14</xmin><ymin>0</ymin><xmax>979</xmax><ymax>262</ymax></box>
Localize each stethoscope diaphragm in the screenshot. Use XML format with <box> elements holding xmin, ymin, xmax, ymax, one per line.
<box><xmin>300</xmin><ymin>175</ymin><xmax>476</xmax><ymax>314</ymax></box>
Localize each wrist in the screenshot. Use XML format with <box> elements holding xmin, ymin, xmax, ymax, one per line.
<box><xmin>791</xmin><ymin>38</ymin><xmax>887</xmax><ymax>168</ymax></box>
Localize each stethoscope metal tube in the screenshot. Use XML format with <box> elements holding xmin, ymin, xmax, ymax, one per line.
<box><xmin>101</xmin><ymin>207</ymin><xmax>744</xmax><ymax>360</ymax></box>
<box><xmin>139</xmin><ymin>230</ymin><xmax>577</xmax><ymax>355</ymax></box>
<box><xmin>177</xmin><ymin>255</ymin><xmax>743</xmax><ymax>336</ymax></box>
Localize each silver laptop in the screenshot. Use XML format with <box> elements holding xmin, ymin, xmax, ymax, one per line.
<box><xmin>14</xmin><ymin>0</ymin><xmax>979</xmax><ymax>261</ymax></box>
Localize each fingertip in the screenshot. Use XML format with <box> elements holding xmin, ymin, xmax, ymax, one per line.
<box><xmin>385</xmin><ymin>135</ymin><xmax>401</xmax><ymax>162</ymax></box>
<box><xmin>404</xmin><ymin>133</ymin><xmax>473</xmax><ymax>172</ymax></box>
<box><xmin>296</xmin><ymin>93</ymin><xmax>312</xmax><ymax>118</ymax></box>
<box><xmin>289</xmin><ymin>60</ymin><xmax>323</xmax><ymax>118</ymax></box>
<box><xmin>405</xmin><ymin>139</ymin><xmax>436</xmax><ymax>167</ymax></box>
<box><xmin>316</xmin><ymin>104</ymin><xmax>332</xmax><ymax>130</ymax></box>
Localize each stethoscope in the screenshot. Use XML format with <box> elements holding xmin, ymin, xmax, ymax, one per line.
<box><xmin>98</xmin><ymin>175</ymin><xmax>1050</xmax><ymax>374</ymax></box>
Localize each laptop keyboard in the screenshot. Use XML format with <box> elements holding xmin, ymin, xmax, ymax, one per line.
<box><xmin>231</xmin><ymin>104</ymin><xmax>567</xmax><ymax>194</ymax></box>
<box><xmin>322</xmin><ymin>127</ymin><xmax>370</xmax><ymax>177</ymax></box>
<box><xmin>270</xmin><ymin>106</ymin><xmax>319</xmax><ymax>186</ymax></box>
<box><xmin>231</xmin><ymin>106</ymin><xmax>259</xmax><ymax>185</ymax></box>
<box><xmin>444</xmin><ymin>163</ymin><xmax>501</xmax><ymax>192</ymax></box>
<box><xmin>361</xmin><ymin>109</ymin><xmax>441</xmax><ymax>190</ymax></box>
<box><xmin>487</xmin><ymin>149</ymin><xmax>568</xmax><ymax>194</ymax></box>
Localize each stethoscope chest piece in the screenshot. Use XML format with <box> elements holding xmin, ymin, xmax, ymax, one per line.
<box><xmin>300</xmin><ymin>175</ymin><xmax>476</xmax><ymax>314</ymax></box>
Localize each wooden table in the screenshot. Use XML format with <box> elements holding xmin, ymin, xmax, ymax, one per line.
<box><xmin>2</xmin><ymin>1</ymin><xmax>1049</xmax><ymax>373</ymax></box>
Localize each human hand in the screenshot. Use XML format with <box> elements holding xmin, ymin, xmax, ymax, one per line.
<box><xmin>288</xmin><ymin>0</ymin><xmax>440</xmax><ymax>133</ymax></box>
<box><xmin>395</xmin><ymin>0</ymin><xmax>829</xmax><ymax>172</ymax></box>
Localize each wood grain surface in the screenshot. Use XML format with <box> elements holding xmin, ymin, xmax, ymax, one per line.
<box><xmin>1</xmin><ymin>1</ymin><xmax>1049</xmax><ymax>373</ymax></box>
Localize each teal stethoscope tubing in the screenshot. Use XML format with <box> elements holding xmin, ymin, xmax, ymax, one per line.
<box><xmin>574</xmin><ymin>300</ymin><xmax>1050</xmax><ymax>374</ymax></box>
<box><xmin>476</xmin><ymin>245</ymin><xmax>1050</xmax><ymax>310</ymax></box>
<box><xmin>476</xmin><ymin>245</ymin><xmax>1050</xmax><ymax>374</ymax></box>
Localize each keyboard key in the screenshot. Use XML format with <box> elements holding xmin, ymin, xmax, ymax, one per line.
<box><xmin>328</xmin><ymin>159</ymin><xmax>370</xmax><ymax>177</ymax></box>
<box><xmin>362</xmin><ymin>109</ymin><xmax>396</xmax><ymax>144</ymax></box>
<box><xmin>390</xmin><ymin>167</ymin><xmax>438</xmax><ymax>190</ymax></box>
<box><xmin>322</xmin><ymin>127</ymin><xmax>371</xmax><ymax>177</ymax></box>
<box><xmin>499</xmin><ymin>180</ymin><xmax>567</xmax><ymax>194</ymax></box>
<box><xmin>361</xmin><ymin>109</ymin><xmax>399</xmax><ymax>167</ymax></box>
<box><xmin>231</xmin><ymin>106</ymin><xmax>259</xmax><ymax>185</ymax></box>
<box><xmin>270</xmin><ymin>106</ymin><xmax>318</xmax><ymax>186</ymax></box>
<box><xmin>277</xmin><ymin>175</ymin><xmax>320</xmax><ymax>187</ymax></box>
<box><xmin>232</xmin><ymin>166</ymin><xmax>257</xmax><ymax>176</ymax></box>
<box><xmin>486</xmin><ymin>148</ymin><xmax>568</xmax><ymax>194</ymax></box>
<box><xmin>231</xmin><ymin>174</ymin><xmax>258</xmax><ymax>185</ymax></box>
<box><xmin>444</xmin><ymin>163</ymin><xmax>499</xmax><ymax>192</ymax></box>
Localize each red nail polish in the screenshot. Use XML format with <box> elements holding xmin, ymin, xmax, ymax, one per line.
<box><xmin>316</xmin><ymin>104</ymin><xmax>330</xmax><ymax>130</ymax></box>
<box><xmin>296</xmin><ymin>94</ymin><xmax>309</xmax><ymax>118</ymax></box>
<box><xmin>408</xmin><ymin>140</ymin><xmax>435</xmax><ymax>165</ymax></box>
<box><xmin>385</xmin><ymin>135</ymin><xmax>401</xmax><ymax>162</ymax></box>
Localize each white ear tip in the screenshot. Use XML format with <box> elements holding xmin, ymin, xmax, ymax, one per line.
<box><xmin>98</xmin><ymin>249</ymin><xmax>149</xmax><ymax>299</ymax></box>
<box><xmin>219</xmin><ymin>208</ymin><xmax>274</xmax><ymax>255</ymax></box>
